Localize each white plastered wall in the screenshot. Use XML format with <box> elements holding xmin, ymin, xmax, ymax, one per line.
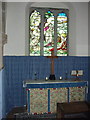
<box><xmin>4</xmin><ymin>2</ymin><xmax>88</xmax><ymax>56</ymax></box>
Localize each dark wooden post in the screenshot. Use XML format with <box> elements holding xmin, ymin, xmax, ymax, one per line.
<box><xmin>47</xmin><ymin>51</ymin><xmax>58</xmax><ymax>80</ymax></box>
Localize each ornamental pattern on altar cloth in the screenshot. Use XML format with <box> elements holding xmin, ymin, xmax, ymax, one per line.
<box><xmin>30</xmin><ymin>87</ymin><xmax>86</xmax><ymax>114</ymax></box>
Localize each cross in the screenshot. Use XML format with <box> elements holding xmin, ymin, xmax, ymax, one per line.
<box><xmin>47</xmin><ymin>50</ymin><xmax>58</xmax><ymax>80</ymax></box>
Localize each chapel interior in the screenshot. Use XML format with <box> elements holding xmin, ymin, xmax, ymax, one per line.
<box><xmin>0</xmin><ymin>1</ymin><xmax>90</xmax><ymax>120</ymax></box>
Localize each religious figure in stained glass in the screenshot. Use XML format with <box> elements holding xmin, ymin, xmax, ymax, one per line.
<box><xmin>29</xmin><ymin>8</ymin><xmax>68</xmax><ymax>56</ymax></box>
<box><xmin>57</xmin><ymin>12</ymin><xmax>68</xmax><ymax>56</ymax></box>
<box><xmin>44</xmin><ymin>11</ymin><xmax>54</xmax><ymax>56</ymax></box>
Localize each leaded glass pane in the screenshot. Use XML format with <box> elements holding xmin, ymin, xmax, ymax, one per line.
<box><xmin>30</xmin><ymin>10</ymin><xmax>41</xmax><ymax>56</ymax></box>
<box><xmin>57</xmin><ymin>12</ymin><xmax>68</xmax><ymax>56</ymax></box>
<box><xmin>44</xmin><ymin>11</ymin><xmax>54</xmax><ymax>56</ymax></box>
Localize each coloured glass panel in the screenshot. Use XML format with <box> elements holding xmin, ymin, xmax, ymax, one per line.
<box><xmin>30</xmin><ymin>10</ymin><xmax>41</xmax><ymax>56</ymax></box>
<box><xmin>57</xmin><ymin>12</ymin><xmax>68</xmax><ymax>56</ymax></box>
<box><xmin>29</xmin><ymin>9</ymin><xmax>68</xmax><ymax>56</ymax></box>
<box><xmin>44</xmin><ymin>11</ymin><xmax>54</xmax><ymax>56</ymax></box>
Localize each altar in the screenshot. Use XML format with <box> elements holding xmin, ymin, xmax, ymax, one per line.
<box><xmin>23</xmin><ymin>80</ymin><xmax>88</xmax><ymax>114</ymax></box>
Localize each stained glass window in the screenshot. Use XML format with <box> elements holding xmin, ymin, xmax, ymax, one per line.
<box><xmin>57</xmin><ymin>12</ymin><xmax>68</xmax><ymax>56</ymax></box>
<box><xmin>30</xmin><ymin>10</ymin><xmax>41</xmax><ymax>56</ymax></box>
<box><xmin>29</xmin><ymin>8</ymin><xmax>68</xmax><ymax>56</ymax></box>
<box><xmin>44</xmin><ymin>11</ymin><xmax>54</xmax><ymax>56</ymax></box>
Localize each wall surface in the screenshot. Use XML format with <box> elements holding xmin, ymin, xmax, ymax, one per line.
<box><xmin>0</xmin><ymin>69</ymin><xmax>7</xmax><ymax>119</ymax></box>
<box><xmin>3</xmin><ymin>56</ymin><xmax>89</xmax><ymax>114</ymax></box>
<box><xmin>4</xmin><ymin>2</ymin><xmax>88</xmax><ymax>56</ymax></box>
<box><xmin>5</xmin><ymin>2</ymin><xmax>26</xmax><ymax>56</ymax></box>
<box><xmin>88</xmin><ymin>2</ymin><xmax>90</xmax><ymax>101</ymax></box>
<box><xmin>0</xmin><ymin>70</ymin><xmax>2</xmax><ymax>119</ymax></box>
<box><xmin>0</xmin><ymin>2</ymin><xmax>3</xmax><ymax>70</ymax></box>
<box><xmin>88</xmin><ymin>2</ymin><xmax>90</xmax><ymax>102</ymax></box>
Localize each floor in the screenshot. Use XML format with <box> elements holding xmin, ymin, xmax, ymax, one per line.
<box><xmin>6</xmin><ymin>106</ymin><xmax>27</xmax><ymax>120</ymax></box>
<box><xmin>6</xmin><ymin>107</ymin><xmax>56</xmax><ymax>120</ymax></box>
<box><xmin>5</xmin><ymin>106</ymin><xmax>89</xmax><ymax>120</ymax></box>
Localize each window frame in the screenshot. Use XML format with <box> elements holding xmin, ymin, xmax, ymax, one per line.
<box><xmin>29</xmin><ymin>7</ymin><xmax>69</xmax><ymax>56</ymax></box>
